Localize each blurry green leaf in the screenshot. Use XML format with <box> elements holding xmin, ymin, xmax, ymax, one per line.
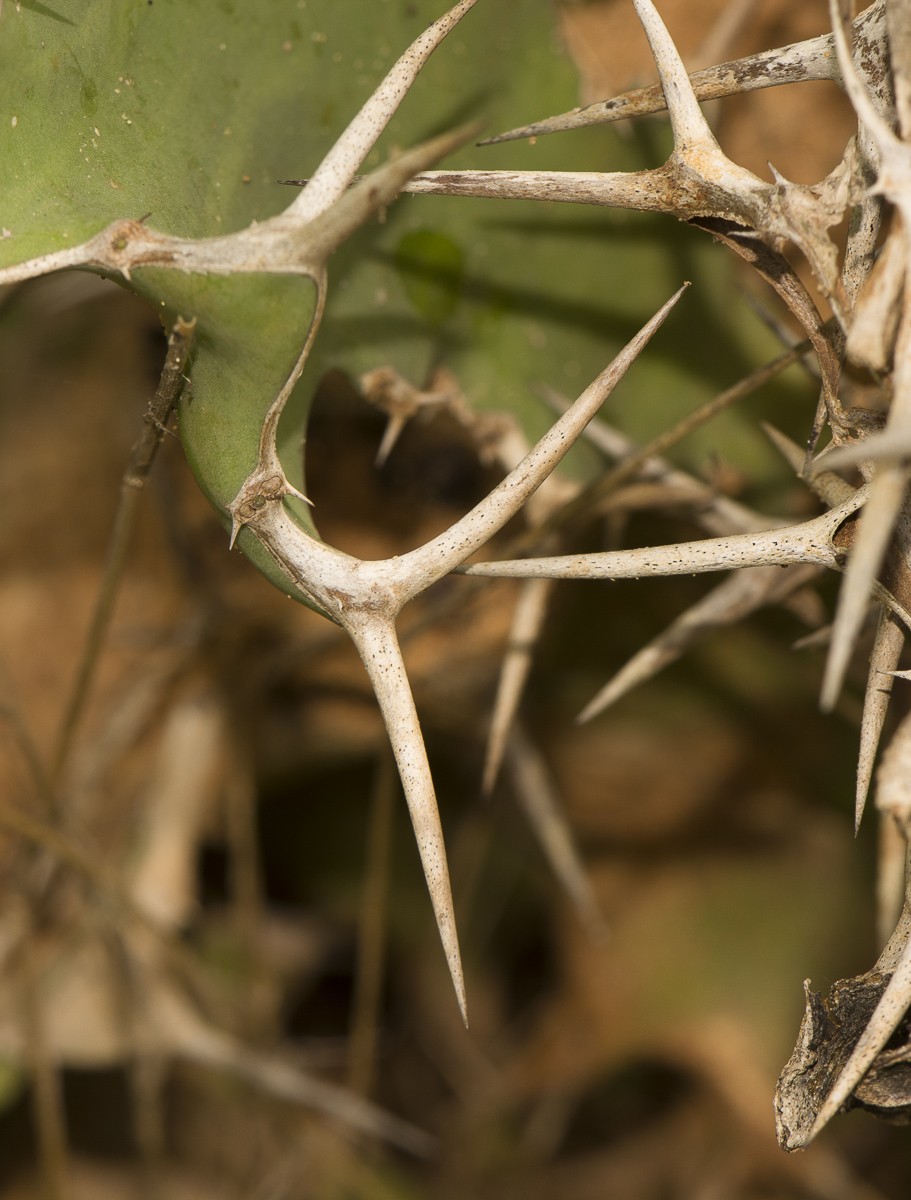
<box><xmin>394</xmin><ymin>229</ymin><xmax>464</xmax><ymax>328</ymax></box>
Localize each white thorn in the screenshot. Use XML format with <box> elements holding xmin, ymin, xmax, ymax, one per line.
<box><xmin>459</xmin><ymin>489</ymin><xmax>866</xmax><ymax>581</ymax></box>
<box><xmin>633</xmin><ymin>0</ymin><xmax>716</xmax><ymax>150</ymax></box>
<box><xmin>284</xmin><ymin>482</ymin><xmax>314</xmax><ymax>507</ymax></box>
<box><xmin>767</xmin><ymin>160</ymin><xmax>787</xmax><ymax>184</ymax></box>
<box><xmin>345</xmin><ymin>614</ymin><xmax>468</xmax><ymax>1026</ymax></box>
<box><xmin>290</xmin><ymin>0</ymin><xmax>482</xmax><ymax>224</ymax></box>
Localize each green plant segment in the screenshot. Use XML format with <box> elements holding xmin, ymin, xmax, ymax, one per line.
<box><xmin>154</xmin><ymin>271</ymin><xmax>317</xmax><ymax>558</ymax></box>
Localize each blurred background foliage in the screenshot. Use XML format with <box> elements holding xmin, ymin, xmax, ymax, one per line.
<box><xmin>1</xmin><ymin>0</ymin><xmax>910</xmax><ymax>1197</ymax></box>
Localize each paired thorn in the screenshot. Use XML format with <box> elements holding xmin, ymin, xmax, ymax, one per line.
<box><xmin>478</xmin><ymin>2</ymin><xmax>886</xmax><ymax>147</ymax></box>
<box><xmin>227</xmin><ymin>468</ymin><xmax>313</xmax><ymax>551</ymax></box>
<box><xmin>225</xmin><ymin>0</ymin><xmax>911</xmax><ymax>1142</ymax></box>
<box><xmin>289</xmin><ymin>0</ymin><xmax>482</xmax><ymax>225</ymax></box>
<box><xmin>398</xmin><ymin>4</ymin><xmax>848</xmax><ymax>346</ymax></box>
<box><xmin>14</xmin><ymin>0</ymin><xmax>898</xmax><ymax>1072</ymax></box>
<box><xmin>228</xmin><ymin>289</ymin><xmax>690</xmax><ymax>1024</ymax></box>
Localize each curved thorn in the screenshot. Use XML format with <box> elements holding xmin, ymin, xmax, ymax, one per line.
<box><xmin>289</xmin><ymin>0</ymin><xmax>483</xmax><ymax>224</ymax></box>
<box><xmin>481</xmin><ymin>578</ymin><xmax>554</xmax><ymax>798</ymax></box>
<box><xmin>231</xmin><ymin>128</ymin><xmax>482</xmax><ymax>545</ymax></box>
<box><xmin>821</xmin><ymin>466</ymin><xmax>908</xmax><ymax>712</ymax></box>
<box><xmin>227</xmin><ymin>273</ymin><xmax>327</xmax><ymax>543</ymax></box>
<box><xmin>345</xmin><ymin>614</ymin><xmax>467</xmax><ymax>1026</ymax></box>
<box><xmin>633</xmin><ymin>0</ymin><xmax>716</xmax><ymax>151</ymax></box>
<box><xmin>263</xmin><ymin>267</ymin><xmax>326</xmax><ymax>446</ymax></box>
<box><xmin>857</xmin><ymin>609</ymin><xmax>905</xmax><ymax>833</ymax></box>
